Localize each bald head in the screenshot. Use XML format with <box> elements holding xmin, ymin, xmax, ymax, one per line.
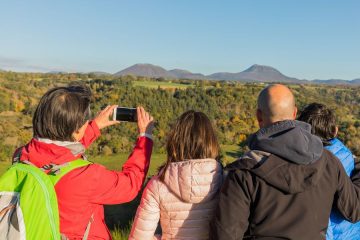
<box><xmin>257</xmin><ymin>84</ymin><xmax>297</xmax><ymax>127</ymax></box>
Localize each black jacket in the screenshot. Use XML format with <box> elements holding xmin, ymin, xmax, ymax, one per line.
<box><xmin>210</xmin><ymin>120</ymin><xmax>360</xmax><ymax>240</ymax></box>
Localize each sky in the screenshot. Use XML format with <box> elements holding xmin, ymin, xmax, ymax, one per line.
<box><xmin>0</xmin><ymin>0</ymin><xmax>359</xmax><ymax>80</ymax></box>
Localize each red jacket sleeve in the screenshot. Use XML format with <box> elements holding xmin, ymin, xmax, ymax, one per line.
<box><xmin>90</xmin><ymin>136</ymin><xmax>153</xmax><ymax>204</ymax></box>
<box><xmin>80</xmin><ymin>121</ymin><xmax>101</xmax><ymax>148</ymax></box>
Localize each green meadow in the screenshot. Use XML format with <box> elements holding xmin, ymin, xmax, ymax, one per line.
<box><xmin>132</xmin><ymin>80</ymin><xmax>194</xmax><ymax>89</ymax></box>
<box><xmin>0</xmin><ymin>144</ymin><xmax>240</xmax><ymax>176</ymax></box>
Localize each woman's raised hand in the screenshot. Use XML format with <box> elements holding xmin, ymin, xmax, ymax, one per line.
<box><xmin>137</xmin><ymin>107</ymin><xmax>154</xmax><ymax>135</ymax></box>
<box><xmin>94</xmin><ymin>105</ymin><xmax>120</xmax><ymax>130</ymax></box>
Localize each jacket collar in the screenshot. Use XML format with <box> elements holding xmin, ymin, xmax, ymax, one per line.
<box><xmin>248</xmin><ymin>120</ymin><xmax>323</xmax><ymax>165</ymax></box>
<box><xmin>20</xmin><ymin>138</ymin><xmax>85</xmax><ymax>168</ymax></box>
<box><xmin>37</xmin><ymin>138</ymin><xmax>85</xmax><ymax>156</ymax></box>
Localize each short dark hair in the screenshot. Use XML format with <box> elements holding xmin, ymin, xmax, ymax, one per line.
<box><xmin>297</xmin><ymin>103</ymin><xmax>337</xmax><ymax>143</ymax></box>
<box><xmin>33</xmin><ymin>83</ymin><xmax>92</xmax><ymax>141</ymax></box>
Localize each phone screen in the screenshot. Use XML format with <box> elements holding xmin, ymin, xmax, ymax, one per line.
<box><xmin>114</xmin><ymin>107</ymin><xmax>137</xmax><ymax>122</ymax></box>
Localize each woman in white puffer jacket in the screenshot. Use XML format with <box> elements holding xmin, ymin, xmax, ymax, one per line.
<box><xmin>129</xmin><ymin>110</ymin><xmax>223</xmax><ymax>240</ymax></box>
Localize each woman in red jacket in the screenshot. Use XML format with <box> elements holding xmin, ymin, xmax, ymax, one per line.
<box><xmin>15</xmin><ymin>84</ymin><xmax>154</xmax><ymax>239</ymax></box>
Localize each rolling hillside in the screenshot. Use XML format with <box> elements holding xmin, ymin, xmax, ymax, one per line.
<box><xmin>111</xmin><ymin>63</ymin><xmax>359</xmax><ymax>85</ymax></box>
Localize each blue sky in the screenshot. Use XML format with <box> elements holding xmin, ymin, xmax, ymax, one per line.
<box><xmin>0</xmin><ymin>0</ymin><xmax>359</xmax><ymax>80</ymax></box>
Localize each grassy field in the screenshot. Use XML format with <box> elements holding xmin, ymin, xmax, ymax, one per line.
<box><xmin>90</xmin><ymin>144</ymin><xmax>240</xmax><ymax>172</ymax></box>
<box><xmin>91</xmin><ymin>152</ymin><xmax>166</xmax><ymax>175</ymax></box>
<box><xmin>0</xmin><ymin>153</ymin><xmax>167</xmax><ymax>176</ymax></box>
<box><xmin>0</xmin><ymin>144</ymin><xmax>241</xmax><ymax>176</ymax></box>
<box><xmin>133</xmin><ymin>80</ymin><xmax>194</xmax><ymax>89</ymax></box>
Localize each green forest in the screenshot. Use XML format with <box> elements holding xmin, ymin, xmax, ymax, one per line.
<box><xmin>0</xmin><ymin>71</ymin><xmax>359</xmax><ymax>163</ymax></box>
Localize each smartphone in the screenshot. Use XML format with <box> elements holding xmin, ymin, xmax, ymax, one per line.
<box><xmin>112</xmin><ymin>107</ymin><xmax>137</xmax><ymax>122</ymax></box>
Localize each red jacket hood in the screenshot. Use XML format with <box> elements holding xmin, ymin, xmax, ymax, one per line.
<box><xmin>17</xmin><ymin>120</ymin><xmax>100</xmax><ymax>168</ymax></box>
<box><xmin>20</xmin><ymin>138</ymin><xmax>84</xmax><ymax>168</ymax></box>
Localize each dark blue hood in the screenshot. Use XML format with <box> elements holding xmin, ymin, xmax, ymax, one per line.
<box><xmin>248</xmin><ymin>120</ymin><xmax>323</xmax><ymax>164</ymax></box>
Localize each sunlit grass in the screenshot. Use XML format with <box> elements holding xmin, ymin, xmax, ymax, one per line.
<box><xmin>111</xmin><ymin>224</ymin><xmax>131</xmax><ymax>240</ymax></box>
<box><xmin>0</xmin><ymin>145</ymin><xmax>242</xmax><ymax>176</ymax></box>
<box><xmin>133</xmin><ymin>80</ymin><xmax>194</xmax><ymax>89</ymax></box>
<box><xmin>91</xmin><ymin>153</ymin><xmax>166</xmax><ymax>176</ymax></box>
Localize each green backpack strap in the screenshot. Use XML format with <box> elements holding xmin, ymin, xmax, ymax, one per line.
<box><xmin>48</xmin><ymin>159</ymin><xmax>94</xmax><ymax>240</ymax></box>
<box><xmin>48</xmin><ymin>159</ymin><xmax>92</xmax><ymax>185</ymax></box>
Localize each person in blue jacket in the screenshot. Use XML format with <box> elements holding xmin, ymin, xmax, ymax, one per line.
<box><xmin>298</xmin><ymin>102</ymin><xmax>360</xmax><ymax>240</ymax></box>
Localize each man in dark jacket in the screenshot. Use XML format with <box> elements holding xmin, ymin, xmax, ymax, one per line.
<box><xmin>210</xmin><ymin>84</ymin><xmax>360</xmax><ymax>240</ymax></box>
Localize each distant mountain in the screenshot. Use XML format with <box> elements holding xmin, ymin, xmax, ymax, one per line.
<box><xmin>112</xmin><ymin>63</ymin><xmax>359</xmax><ymax>85</ymax></box>
<box><xmin>113</xmin><ymin>63</ymin><xmax>300</xmax><ymax>82</ymax></box>
<box><xmin>114</xmin><ymin>64</ymin><xmax>175</xmax><ymax>78</ymax></box>
<box><xmin>169</xmin><ymin>69</ymin><xmax>205</xmax><ymax>79</ymax></box>
<box><xmin>1</xmin><ymin>63</ymin><xmax>358</xmax><ymax>85</ymax></box>
<box><xmin>311</xmin><ymin>78</ymin><xmax>360</xmax><ymax>86</ymax></box>
<box><xmin>312</xmin><ymin>79</ymin><xmax>347</xmax><ymax>85</ymax></box>
<box><xmin>208</xmin><ymin>64</ymin><xmax>301</xmax><ymax>83</ymax></box>
<box><xmin>207</xmin><ymin>72</ymin><xmax>238</xmax><ymax>81</ymax></box>
<box><xmin>351</xmin><ymin>79</ymin><xmax>360</xmax><ymax>85</ymax></box>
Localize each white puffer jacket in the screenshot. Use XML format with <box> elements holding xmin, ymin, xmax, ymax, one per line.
<box><xmin>129</xmin><ymin>158</ymin><xmax>223</xmax><ymax>240</ymax></box>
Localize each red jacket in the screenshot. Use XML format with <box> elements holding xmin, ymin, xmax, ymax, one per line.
<box><xmin>18</xmin><ymin>121</ymin><xmax>153</xmax><ymax>239</ymax></box>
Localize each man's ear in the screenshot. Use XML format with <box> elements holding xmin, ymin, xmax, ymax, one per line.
<box><xmin>293</xmin><ymin>107</ymin><xmax>298</xmax><ymax>120</ymax></box>
<box><xmin>334</xmin><ymin>126</ymin><xmax>339</xmax><ymax>138</ymax></box>
<box><xmin>256</xmin><ymin>109</ymin><xmax>263</xmax><ymax>127</ymax></box>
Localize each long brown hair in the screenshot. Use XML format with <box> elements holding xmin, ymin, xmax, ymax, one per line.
<box><xmin>159</xmin><ymin>110</ymin><xmax>220</xmax><ymax>181</ymax></box>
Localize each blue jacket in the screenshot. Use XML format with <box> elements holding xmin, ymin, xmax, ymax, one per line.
<box><xmin>326</xmin><ymin>138</ymin><xmax>360</xmax><ymax>240</ymax></box>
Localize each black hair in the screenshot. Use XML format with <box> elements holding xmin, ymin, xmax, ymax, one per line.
<box><xmin>33</xmin><ymin>83</ymin><xmax>91</xmax><ymax>141</ymax></box>
<box><xmin>297</xmin><ymin>103</ymin><xmax>337</xmax><ymax>144</ymax></box>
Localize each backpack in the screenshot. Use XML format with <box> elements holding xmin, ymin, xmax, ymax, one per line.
<box><xmin>0</xmin><ymin>157</ymin><xmax>92</xmax><ymax>240</ymax></box>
